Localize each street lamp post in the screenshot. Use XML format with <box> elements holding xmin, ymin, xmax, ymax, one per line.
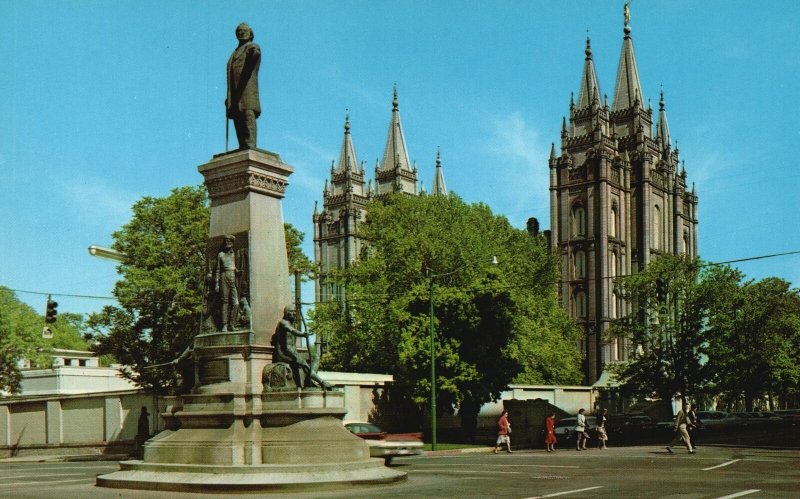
<box><xmin>428</xmin><ymin>268</ymin><xmax>437</xmax><ymax>451</ymax></box>
<box><xmin>428</xmin><ymin>256</ymin><xmax>497</xmax><ymax>452</ymax></box>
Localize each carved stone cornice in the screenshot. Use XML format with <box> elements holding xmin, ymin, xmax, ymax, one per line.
<box><xmin>199</xmin><ymin>148</ymin><xmax>294</xmax><ymax>200</ymax></box>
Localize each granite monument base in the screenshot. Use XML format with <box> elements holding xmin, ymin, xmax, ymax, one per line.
<box><xmin>96</xmin><ymin>334</ymin><xmax>406</xmax><ymax>491</ymax></box>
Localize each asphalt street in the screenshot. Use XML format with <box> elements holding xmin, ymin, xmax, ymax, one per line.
<box><xmin>1</xmin><ymin>445</ymin><xmax>798</xmax><ymax>498</ymax></box>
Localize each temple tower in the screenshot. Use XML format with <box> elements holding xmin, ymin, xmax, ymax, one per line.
<box><xmin>549</xmin><ymin>6</ymin><xmax>699</xmax><ymax>383</ymax></box>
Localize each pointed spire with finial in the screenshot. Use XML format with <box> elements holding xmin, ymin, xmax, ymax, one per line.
<box><xmin>577</xmin><ymin>35</ymin><xmax>602</xmax><ymax>110</ymax></box>
<box><xmin>550</xmin><ymin>142</ymin><xmax>557</xmax><ymax>160</ymax></box>
<box><xmin>336</xmin><ymin>112</ymin><xmax>360</xmax><ymax>174</ymax></box>
<box><xmin>379</xmin><ymin>84</ymin><xmax>412</xmax><ymax>173</ymax></box>
<box><xmin>655</xmin><ymin>88</ymin><xmax>672</xmax><ymax>154</ymax></box>
<box><xmin>613</xmin><ymin>1</ymin><xmax>645</xmax><ymax>112</ymax></box>
<box><xmin>431</xmin><ymin>147</ymin><xmax>448</xmax><ymax>196</ymax></box>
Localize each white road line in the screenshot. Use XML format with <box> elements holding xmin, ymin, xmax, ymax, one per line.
<box><xmin>703</xmin><ymin>459</ymin><xmax>741</xmax><ymax>471</ymax></box>
<box><xmin>526</xmin><ymin>486</ymin><xmax>603</xmax><ymax>498</ymax></box>
<box><xmin>714</xmin><ymin>489</ymin><xmax>761</xmax><ymax>499</ymax></box>
<box><xmin>414</xmin><ymin>463</ymin><xmax>579</xmax><ymax>469</ymax></box>
<box><xmin>0</xmin><ymin>473</ymin><xmax>87</xmax><ymax>480</ymax></box>
<box><xmin>412</xmin><ymin>469</ymin><xmax>524</xmax><ymax>474</ymax></box>
<box><xmin>3</xmin><ymin>478</ymin><xmax>89</xmax><ymax>486</ymax></box>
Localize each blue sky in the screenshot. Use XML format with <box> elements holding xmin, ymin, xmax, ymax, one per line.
<box><xmin>2</xmin><ymin>0</ymin><xmax>799</xmax><ymax>319</ymax></box>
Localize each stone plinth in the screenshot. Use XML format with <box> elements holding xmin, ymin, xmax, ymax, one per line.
<box><xmin>198</xmin><ymin>148</ymin><xmax>293</xmax><ymax>346</ymax></box>
<box><xmin>98</xmin><ymin>313</ymin><xmax>404</xmax><ymax>491</ymax></box>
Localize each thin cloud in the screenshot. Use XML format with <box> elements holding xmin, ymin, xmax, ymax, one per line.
<box><xmin>280</xmin><ymin>133</ymin><xmax>333</xmax><ymax>194</ymax></box>
<box><xmin>483</xmin><ymin>112</ymin><xmax>550</xmax><ymax>227</ymax></box>
<box><xmin>58</xmin><ymin>176</ymin><xmax>136</xmax><ymax>226</ymax></box>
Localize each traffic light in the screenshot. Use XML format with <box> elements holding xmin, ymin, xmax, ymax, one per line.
<box><xmin>45</xmin><ymin>295</ymin><xmax>58</xmax><ymax>323</ymax></box>
<box><xmin>655</xmin><ymin>277</ymin><xmax>667</xmax><ymax>303</ymax></box>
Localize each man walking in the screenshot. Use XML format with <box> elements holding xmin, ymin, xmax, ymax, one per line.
<box><xmin>666</xmin><ymin>402</ymin><xmax>695</xmax><ymax>454</ymax></box>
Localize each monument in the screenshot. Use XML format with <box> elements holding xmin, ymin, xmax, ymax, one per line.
<box><xmin>96</xmin><ymin>23</ymin><xmax>405</xmax><ymax>492</ymax></box>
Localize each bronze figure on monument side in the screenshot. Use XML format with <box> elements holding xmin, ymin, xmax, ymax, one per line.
<box><xmin>269</xmin><ymin>306</ymin><xmax>331</xmax><ymax>390</ymax></box>
<box><xmin>214</xmin><ymin>234</ymin><xmax>240</xmax><ymax>331</ymax></box>
<box><xmin>226</xmin><ymin>22</ymin><xmax>261</xmax><ymax>150</ymax></box>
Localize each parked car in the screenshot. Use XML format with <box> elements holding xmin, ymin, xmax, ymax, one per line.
<box><xmin>554</xmin><ymin>416</ymin><xmax>597</xmax><ymax>443</ymax></box>
<box><xmin>696</xmin><ymin>410</ymin><xmax>745</xmax><ymax>430</ymax></box>
<box><xmin>774</xmin><ymin>409</ymin><xmax>800</xmax><ymax>425</ymax></box>
<box><xmin>344</xmin><ymin>422</ymin><xmax>424</xmax><ymax>465</ymax></box>
<box><xmin>745</xmin><ymin>411</ymin><xmax>784</xmax><ymax>423</ymax></box>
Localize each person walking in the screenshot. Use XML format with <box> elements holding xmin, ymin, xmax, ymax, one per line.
<box><xmin>686</xmin><ymin>403</ymin><xmax>700</xmax><ymax>449</ymax></box>
<box><xmin>493</xmin><ymin>410</ymin><xmax>512</xmax><ymax>454</ymax></box>
<box><xmin>596</xmin><ymin>408</ymin><xmax>609</xmax><ymax>449</ymax></box>
<box><xmin>575</xmin><ymin>408</ymin><xmax>589</xmax><ymax>451</ymax></box>
<box><xmin>544</xmin><ymin>412</ymin><xmax>558</xmax><ymax>452</ymax></box>
<box><xmin>666</xmin><ymin>402</ymin><xmax>695</xmax><ymax>454</ymax></box>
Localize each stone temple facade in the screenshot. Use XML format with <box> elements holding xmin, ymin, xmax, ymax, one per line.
<box><xmin>549</xmin><ymin>11</ymin><xmax>699</xmax><ymax>383</ymax></box>
<box><xmin>313</xmin><ymin>86</ymin><xmax>448</xmax><ymax>305</ymax></box>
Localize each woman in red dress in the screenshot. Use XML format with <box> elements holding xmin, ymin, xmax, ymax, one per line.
<box><xmin>545</xmin><ymin>412</ymin><xmax>558</xmax><ymax>452</ymax></box>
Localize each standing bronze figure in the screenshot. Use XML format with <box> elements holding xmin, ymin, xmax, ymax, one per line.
<box><xmin>226</xmin><ymin>22</ymin><xmax>261</xmax><ymax>149</ymax></box>
<box><xmin>215</xmin><ymin>235</ymin><xmax>239</xmax><ymax>331</ymax></box>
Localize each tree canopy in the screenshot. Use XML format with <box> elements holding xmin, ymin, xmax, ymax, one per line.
<box><xmin>608</xmin><ymin>253</ymin><xmax>800</xmax><ymax>411</ymax></box>
<box><xmin>312</xmin><ymin>193</ymin><xmax>582</xmax><ymax>433</ymax></box>
<box><xmin>704</xmin><ymin>275</ymin><xmax>800</xmax><ymax>410</ymax></box>
<box><xmin>607</xmin><ymin>255</ymin><xmax>717</xmax><ymax>404</ymax></box>
<box><xmin>86</xmin><ymin>185</ymin><xmax>313</xmax><ymax>394</ymax></box>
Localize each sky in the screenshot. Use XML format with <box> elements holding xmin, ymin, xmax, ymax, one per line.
<box><xmin>1</xmin><ymin>0</ymin><xmax>799</xmax><ymax>320</ymax></box>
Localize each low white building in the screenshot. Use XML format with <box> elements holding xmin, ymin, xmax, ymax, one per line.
<box><xmin>17</xmin><ymin>349</ymin><xmax>139</xmax><ymax>396</ymax></box>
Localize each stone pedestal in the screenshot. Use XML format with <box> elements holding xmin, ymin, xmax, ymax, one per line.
<box><xmin>96</xmin><ymin>149</ymin><xmax>405</xmax><ymax>491</ymax></box>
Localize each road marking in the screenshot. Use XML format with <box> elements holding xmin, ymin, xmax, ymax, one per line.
<box><xmin>0</xmin><ymin>473</ymin><xmax>88</xmax><ymax>480</ymax></box>
<box><xmin>526</xmin><ymin>486</ymin><xmax>603</xmax><ymax>498</ymax></box>
<box><xmin>414</xmin><ymin>463</ymin><xmax>579</xmax><ymax>469</ymax></box>
<box><xmin>2</xmin><ymin>478</ymin><xmax>89</xmax><ymax>486</ymax></box>
<box><xmin>412</xmin><ymin>469</ymin><xmax>524</xmax><ymax>474</ymax></box>
<box><xmin>703</xmin><ymin>459</ymin><xmax>741</xmax><ymax>471</ymax></box>
<box><xmin>714</xmin><ymin>490</ymin><xmax>761</xmax><ymax>499</ymax></box>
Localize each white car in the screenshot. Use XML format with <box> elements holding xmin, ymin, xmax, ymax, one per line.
<box><xmin>553</xmin><ymin>416</ymin><xmax>597</xmax><ymax>442</ymax></box>
<box><xmin>345</xmin><ymin>422</ymin><xmax>424</xmax><ymax>465</ymax></box>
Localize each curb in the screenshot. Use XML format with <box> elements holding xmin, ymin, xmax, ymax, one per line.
<box><xmin>0</xmin><ymin>453</ymin><xmax>129</xmax><ymax>464</ymax></box>
<box><xmin>425</xmin><ymin>447</ymin><xmax>491</xmax><ymax>456</ymax></box>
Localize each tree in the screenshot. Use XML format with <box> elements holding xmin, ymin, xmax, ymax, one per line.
<box><xmin>704</xmin><ymin>276</ymin><xmax>800</xmax><ymax>410</ymax></box>
<box><xmin>0</xmin><ymin>287</ymin><xmax>91</xmax><ymax>395</ymax></box>
<box><xmin>86</xmin><ymin>185</ymin><xmax>313</xmax><ymax>394</ymax></box>
<box><xmin>312</xmin><ymin>193</ymin><xmax>581</xmax><ymax>437</ymax></box>
<box><xmin>607</xmin><ymin>255</ymin><xmax>729</xmax><ymax>406</ymax></box>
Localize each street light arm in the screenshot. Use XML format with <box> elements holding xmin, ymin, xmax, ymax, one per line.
<box><xmin>88</xmin><ymin>245</ymin><xmax>126</xmax><ymax>263</ymax></box>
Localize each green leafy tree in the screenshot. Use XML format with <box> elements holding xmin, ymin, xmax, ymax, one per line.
<box><xmin>0</xmin><ymin>287</ymin><xmax>90</xmax><ymax>394</ymax></box>
<box><xmin>705</xmin><ymin>276</ymin><xmax>800</xmax><ymax>410</ymax></box>
<box><xmin>86</xmin><ymin>185</ymin><xmax>313</xmax><ymax>394</ymax></box>
<box><xmin>607</xmin><ymin>255</ymin><xmax>728</xmax><ymax>406</ymax></box>
<box><xmin>313</xmin><ymin>193</ymin><xmax>581</xmax><ymax>436</ymax></box>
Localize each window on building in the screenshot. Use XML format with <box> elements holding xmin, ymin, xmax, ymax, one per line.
<box><xmin>613</xmin><ymin>337</ymin><xmax>620</xmax><ymax>361</ymax></box>
<box><xmin>574</xmin><ymin>250</ymin><xmax>586</xmax><ymax>279</ymax></box>
<box><xmin>683</xmin><ymin>230</ymin><xmax>689</xmax><ymax>255</ymax></box>
<box><xmin>609</xmin><ymin>251</ymin><xmax>617</xmax><ymax>278</ymax></box>
<box><xmin>653</xmin><ymin>204</ymin><xmax>662</xmax><ymax>250</ymax></box>
<box><xmin>610</xmin><ymin>291</ymin><xmax>618</xmax><ymax>319</ymax></box>
<box><xmin>572</xmin><ymin>205</ymin><xmax>586</xmax><ymax>237</ymax></box>
<box><xmin>610</xmin><ymin>204</ymin><xmax>618</xmax><ymax>238</ymax></box>
<box><xmin>574</xmin><ymin>291</ymin><xmax>587</xmax><ymax>318</ymax></box>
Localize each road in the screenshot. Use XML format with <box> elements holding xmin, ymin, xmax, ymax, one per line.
<box><xmin>2</xmin><ymin>445</ymin><xmax>798</xmax><ymax>498</ymax></box>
